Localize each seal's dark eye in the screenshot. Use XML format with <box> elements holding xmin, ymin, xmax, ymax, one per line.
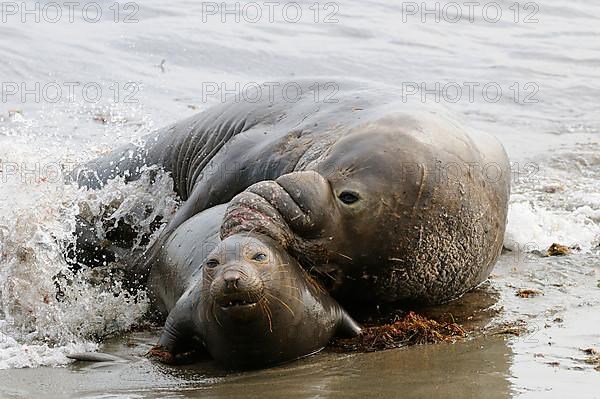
<box><xmin>205</xmin><ymin>259</ymin><xmax>219</xmax><ymax>268</ymax></box>
<box><xmin>338</xmin><ymin>190</ymin><xmax>360</xmax><ymax>205</ymax></box>
<box><xmin>252</xmin><ymin>252</ymin><xmax>268</xmax><ymax>262</ymax></box>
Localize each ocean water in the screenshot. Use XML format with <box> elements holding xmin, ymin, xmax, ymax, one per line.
<box><xmin>0</xmin><ymin>0</ymin><xmax>598</xmax><ymax>397</ymax></box>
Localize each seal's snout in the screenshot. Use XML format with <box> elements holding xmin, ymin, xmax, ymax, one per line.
<box><xmin>210</xmin><ymin>265</ymin><xmax>265</xmax><ymax>312</ymax></box>
<box><xmin>221</xmin><ymin>170</ymin><xmax>337</xmax><ymax>242</ymax></box>
<box><xmin>275</xmin><ymin>171</ymin><xmax>331</xmax><ymax>211</ymax></box>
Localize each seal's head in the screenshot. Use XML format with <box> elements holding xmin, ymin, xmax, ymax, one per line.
<box><xmin>204</xmin><ymin>234</ymin><xmax>286</xmax><ymax>323</ymax></box>
<box><xmin>222</xmin><ymin>115</ymin><xmax>509</xmax><ymax>304</ymax></box>
<box><xmin>155</xmin><ymin>233</ymin><xmax>360</xmax><ymax>369</ymax></box>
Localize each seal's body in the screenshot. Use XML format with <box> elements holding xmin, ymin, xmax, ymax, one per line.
<box><xmin>148</xmin><ymin>205</ymin><xmax>361</xmax><ymax>369</ymax></box>
<box><xmin>75</xmin><ymin>80</ymin><xmax>510</xmax><ymax>305</ymax></box>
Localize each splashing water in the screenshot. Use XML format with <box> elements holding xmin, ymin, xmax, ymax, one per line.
<box><xmin>504</xmin><ymin>143</ymin><xmax>600</xmax><ymax>253</ymax></box>
<box><xmin>0</xmin><ymin>106</ymin><xmax>179</xmax><ymax>369</ymax></box>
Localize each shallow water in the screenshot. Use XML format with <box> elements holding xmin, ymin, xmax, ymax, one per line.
<box><xmin>0</xmin><ymin>335</ymin><xmax>514</xmax><ymax>399</ymax></box>
<box><xmin>0</xmin><ymin>0</ymin><xmax>599</xmax><ymax>397</ymax></box>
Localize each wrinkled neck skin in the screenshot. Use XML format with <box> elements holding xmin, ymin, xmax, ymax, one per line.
<box><xmin>157</xmin><ymin>234</ymin><xmax>360</xmax><ymax>370</ymax></box>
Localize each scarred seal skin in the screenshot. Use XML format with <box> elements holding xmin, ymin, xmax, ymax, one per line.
<box><xmin>147</xmin><ymin>205</ymin><xmax>361</xmax><ymax>369</ymax></box>
<box><xmin>74</xmin><ymin>79</ymin><xmax>510</xmax><ymax>305</ymax></box>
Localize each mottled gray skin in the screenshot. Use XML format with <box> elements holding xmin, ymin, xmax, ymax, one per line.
<box><xmin>75</xmin><ymin>80</ymin><xmax>510</xmax><ymax>305</ymax></box>
<box><xmin>148</xmin><ymin>205</ymin><xmax>361</xmax><ymax>369</ymax></box>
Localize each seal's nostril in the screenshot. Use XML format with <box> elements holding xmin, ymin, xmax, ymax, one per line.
<box><xmin>225</xmin><ymin>279</ymin><xmax>238</xmax><ymax>290</ymax></box>
<box><xmin>223</xmin><ymin>270</ymin><xmax>241</xmax><ymax>290</ymax></box>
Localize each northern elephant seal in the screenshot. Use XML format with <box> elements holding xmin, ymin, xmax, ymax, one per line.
<box><xmin>147</xmin><ymin>205</ymin><xmax>361</xmax><ymax>369</ymax></box>
<box><xmin>74</xmin><ymin>79</ymin><xmax>510</xmax><ymax>305</ymax></box>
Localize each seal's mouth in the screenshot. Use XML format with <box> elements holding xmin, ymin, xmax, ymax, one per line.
<box><xmin>215</xmin><ymin>292</ymin><xmax>264</xmax><ymax>312</ymax></box>
<box><xmin>219</xmin><ymin>300</ymin><xmax>259</xmax><ymax>311</ymax></box>
<box><xmin>218</xmin><ymin>297</ymin><xmax>260</xmax><ymax>310</ymax></box>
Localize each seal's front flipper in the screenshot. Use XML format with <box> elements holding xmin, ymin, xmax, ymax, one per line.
<box><xmin>149</xmin><ymin>288</ymin><xmax>210</xmax><ymax>365</ymax></box>
<box><xmin>335</xmin><ymin>308</ymin><xmax>362</xmax><ymax>338</ymax></box>
<box><xmin>146</xmin><ymin>345</ymin><xmax>177</xmax><ymax>364</ymax></box>
<box><xmin>150</xmin><ymin>324</ymin><xmax>210</xmax><ymax>365</ymax></box>
<box><xmin>67</xmin><ymin>352</ymin><xmax>130</xmax><ymax>363</ymax></box>
<box><xmin>147</xmin><ymin>344</ymin><xmax>210</xmax><ymax>365</ymax></box>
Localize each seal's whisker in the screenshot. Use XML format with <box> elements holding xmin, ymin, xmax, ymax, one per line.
<box><xmin>258</xmin><ymin>301</ymin><xmax>268</xmax><ymax>328</ymax></box>
<box><xmin>259</xmin><ymin>267</ymin><xmax>292</xmax><ymax>280</ymax></box>
<box><xmin>264</xmin><ymin>269</ymin><xmax>291</xmax><ymax>276</ymax></box>
<box><xmin>212</xmin><ymin>304</ymin><xmax>223</xmax><ymax>327</ymax></box>
<box><xmin>261</xmin><ymin>270</ymin><xmax>288</xmax><ymax>281</ymax></box>
<box><xmin>316</xmin><ymin>269</ymin><xmax>336</xmax><ymax>281</ymax></box>
<box><xmin>205</xmin><ymin>302</ymin><xmax>212</xmax><ymax>323</ymax></box>
<box><xmin>259</xmin><ymin>264</ymin><xmax>292</xmax><ymax>278</ymax></box>
<box><xmin>261</xmin><ymin>299</ymin><xmax>274</xmax><ymax>333</ymax></box>
<box><xmin>259</xmin><ymin>276</ymin><xmax>296</xmax><ymax>284</ymax></box>
<box><xmin>332</xmin><ymin>251</ymin><xmax>353</xmax><ymax>261</ymax></box>
<box><xmin>265</xmin><ymin>292</ymin><xmax>296</xmax><ymax>316</ymax></box>
<box><xmin>297</xmin><ymin>269</ymin><xmax>327</xmax><ymax>293</ymax></box>
<box><xmin>264</xmin><ymin>284</ymin><xmax>302</xmax><ymax>292</ymax></box>
<box><xmin>265</xmin><ymin>263</ymin><xmax>292</xmax><ymax>272</ymax></box>
<box><xmin>275</xmin><ymin>284</ymin><xmax>302</xmax><ymax>290</ymax></box>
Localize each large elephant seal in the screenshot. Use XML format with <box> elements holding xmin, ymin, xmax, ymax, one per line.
<box><xmin>74</xmin><ymin>79</ymin><xmax>510</xmax><ymax>305</ymax></box>
<box><xmin>146</xmin><ymin>205</ymin><xmax>361</xmax><ymax>369</ymax></box>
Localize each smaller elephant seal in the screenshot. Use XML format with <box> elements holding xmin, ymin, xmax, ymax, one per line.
<box><xmin>148</xmin><ymin>206</ymin><xmax>361</xmax><ymax>369</ymax></box>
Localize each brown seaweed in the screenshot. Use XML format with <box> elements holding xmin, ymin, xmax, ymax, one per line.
<box><xmin>547</xmin><ymin>243</ymin><xmax>571</xmax><ymax>256</ymax></box>
<box><xmin>516</xmin><ymin>289</ymin><xmax>543</xmax><ymax>298</ymax></box>
<box><xmin>331</xmin><ymin>311</ymin><xmax>465</xmax><ymax>352</ymax></box>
